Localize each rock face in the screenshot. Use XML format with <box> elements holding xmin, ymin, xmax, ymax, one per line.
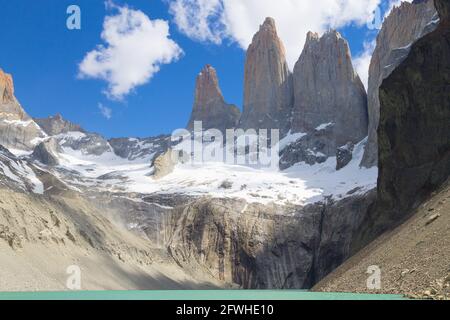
<box><xmin>152</xmin><ymin>148</ymin><xmax>176</xmax><ymax>179</ymax></box>
<box><xmin>34</xmin><ymin>114</ymin><xmax>85</xmax><ymax>136</ymax></box>
<box><xmin>31</xmin><ymin>138</ymin><xmax>62</xmax><ymax>166</ymax></box>
<box><xmin>0</xmin><ymin>69</ymin><xmax>15</xmax><ymax>105</ymax></box>
<box><xmin>336</xmin><ymin>143</ymin><xmax>354</xmax><ymax>171</ymax></box>
<box><xmin>279</xmin><ymin>125</ymin><xmax>334</xmax><ymax>168</ymax></box>
<box><xmin>166</xmin><ymin>191</ymin><xmax>376</xmax><ymax>288</ymax></box>
<box><xmin>239</xmin><ymin>18</ymin><xmax>293</xmax><ymax>134</ymax></box>
<box><xmin>0</xmin><ymin>69</ymin><xmax>45</xmax><ymax>150</ymax></box>
<box><xmin>361</xmin><ymin>0</ymin><xmax>438</xmax><ymax>167</ymax></box>
<box><xmin>0</xmin><ymin>145</ymin><xmax>42</xmax><ymax>194</ymax></box>
<box><xmin>58</xmin><ymin>132</ymin><xmax>111</xmax><ymax>156</ymax></box>
<box><xmin>357</xmin><ymin>0</ymin><xmax>450</xmax><ymax>244</ymax></box>
<box><xmin>109</xmin><ymin>135</ymin><xmax>171</xmax><ymax>161</ymax></box>
<box><xmin>292</xmin><ymin>31</ymin><xmax>368</xmax><ymax>147</ymax></box>
<box><xmin>187</xmin><ymin>65</ymin><xmax>240</xmax><ymax>132</ymax></box>
<box><xmin>279</xmin><ymin>30</ymin><xmax>368</xmax><ymax>170</ymax></box>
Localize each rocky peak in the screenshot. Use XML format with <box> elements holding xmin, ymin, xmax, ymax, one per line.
<box><xmin>194</xmin><ymin>65</ymin><xmax>225</xmax><ymax>108</ymax></box>
<box><xmin>292</xmin><ymin>29</ymin><xmax>368</xmax><ymax>147</ymax></box>
<box><xmin>260</xmin><ymin>17</ymin><xmax>277</xmax><ymax>33</ymax></box>
<box><xmin>239</xmin><ymin>17</ymin><xmax>293</xmax><ymax>134</ymax></box>
<box><xmin>34</xmin><ymin>114</ymin><xmax>85</xmax><ymax>136</ymax></box>
<box><xmin>0</xmin><ymin>69</ymin><xmax>14</xmax><ymax>104</ymax></box>
<box><xmin>0</xmin><ymin>69</ymin><xmax>29</xmax><ymax>121</ymax></box>
<box><xmin>0</xmin><ymin>69</ymin><xmax>45</xmax><ymax>150</ymax></box>
<box><xmin>187</xmin><ymin>64</ymin><xmax>240</xmax><ymax>133</ymax></box>
<box><xmin>361</xmin><ymin>0</ymin><xmax>437</xmax><ymax>167</ymax></box>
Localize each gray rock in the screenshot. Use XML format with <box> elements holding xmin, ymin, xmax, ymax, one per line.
<box><xmin>164</xmin><ymin>190</ymin><xmax>376</xmax><ymax>288</ymax></box>
<box><xmin>109</xmin><ymin>135</ymin><xmax>170</xmax><ymax>161</ymax></box>
<box><xmin>336</xmin><ymin>142</ymin><xmax>354</xmax><ymax>170</ymax></box>
<box><xmin>31</xmin><ymin>138</ymin><xmax>62</xmax><ymax>166</ymax></box>
<box><xmin>152</xmin><ymin>148</ymin><xmax>176</xmax><ymax>180</ymax></box>
<box><xmin>239</xmin><ymin>17</ymin><xmax>293</xmax><ymax>134</ymax></box>
<box><xmin>34</xmin><ymin>114</ymin><xmax>85</xmax><ymax>136</ymax></box>
<box><xmin>0</xmin><ymin>144</ymin><xmax>42</xmax><ymax>193</ymax></box>
<box><xmin>292</xmin><ymin>30</ymin><xmax>368</xmax><ymax>147</ymax></box>
<box><xmin>361</xmin><ymin>0</ymin><xmax>437</xmax><ymax>167</ymax></box>
<box><xmin>376</xmin><ymin>0</ymin><xmax>450</xmax><ymax>234</ymax></box>
<box><xmin>280</xmin><ymin>124</ymin><xmax>336</xmax><ymax>169</ymax></box>
<box><xmin>187</xmin><ymin>65</ymin><xmax>240</xmax><ymax>133</ymax></box>
<box><xmin>59</xmin><ymin>132</ymin><xmax>111</xmax><ymax>156</ymax></box>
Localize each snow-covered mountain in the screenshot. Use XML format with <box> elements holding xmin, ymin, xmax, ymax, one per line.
<box><xmin>0</xmin><ymin>0</ymin><xmax>446</xmax><ymax>291</ymax></box>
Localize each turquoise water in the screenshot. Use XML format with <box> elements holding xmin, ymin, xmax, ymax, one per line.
<box><xmin>0</xmin><ymin>290</ymin><xmax>406</xmax><ymax>300</ymax></box>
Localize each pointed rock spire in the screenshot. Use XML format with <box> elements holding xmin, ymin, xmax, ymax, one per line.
<box><xmin>292</xmin><ymin>30</ymin><xmax>368</xmax><ymax>147</ymax></box>
<box><xmin>187</xmin><ymin>65</ymin><xmax>240</xmax><ymax>132</ymax></box>
<box><xmin>239</xmin><ymin>17</ymin><xmax>293</xmax><ymax>133</ymax></box>
<box><xmin>0</xmin><ymin>68</ymin><xmax>29</xmax><ymax>120</ymax></box>
<box><xmin>0</xmin><ymin>69</ymin><xmax>15</xmax><ymax>104</ymax></box>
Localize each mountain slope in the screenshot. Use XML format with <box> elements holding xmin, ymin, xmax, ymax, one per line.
<box><xmin>0</xmin><ymin>186</ymin><xmax>221</xmax><ymax>291</ymax></box>
<box><xmin>314</xmin><ymin>179</ymin><xmax>449</xmax><ymax>299</ymax></box>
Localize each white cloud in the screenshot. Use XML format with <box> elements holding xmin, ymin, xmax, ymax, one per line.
<box><xmin>98</xmin><ymin>103</ymin><xmax>112</xmax><ymax>119</ymax></box>
<box><xmin>79</xmin><ymin>4</ymin><xmax>183</xmax><ymax>100</ymax></box>
<box><xmin>353</xmin><ymin>39</ymin><xmax>376</xmax><ymax>90</ymax></box>
<box><xmin>168</xmin><ymin>0</ymin><xmax>382</xmax><ymax>68</ymax></box>
<box><xmin>169</xmin><ymin>0</ymin><xmax>225</xmax><ymax>44</ymax></box>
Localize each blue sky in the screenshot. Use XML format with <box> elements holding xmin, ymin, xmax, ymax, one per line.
<box><xmin>0</xmin><ymin>0</ymin><xmax>395</xmax><ymax>138</ymax></box>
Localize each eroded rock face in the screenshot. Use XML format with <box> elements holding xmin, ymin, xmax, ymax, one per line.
<box><xmin>0</xmin><ymin>69</ymin><xmax>46</xmax><ymax>150</ymax></box>
<box><xmin>336</xmin><ymin>143</ymin><xmax>354</xmax><ymax>171</ymax></box>
<box><xmin>187</xmin><ymin>65</ymin><xmax>240</xmax><ymax>133</ymax></box>
<box><xmin>166</xmin><ymin>191</ymin><xmax>376</xmax><ymax>289</ymax></box>
<box><xmin>152</xmin><ymin>148</ymin><xmax>176</xmax><ymax>180</ymax></box>
<box><xmin>361</xmin><ymin>0</ymin><xmax>438</xmax><ymax>167</ymax></box>
<box><xmin>239</xmin><ymin>18</ymin><xmax>293</xmax><ymax>134</ymax></box>
<box><xmin>31</xmin><ymin>138</ymin><xmax>62</xmax><ymax>166</ymax></box>
<box><xmin>109</xmin><ymin>135</ymin><xmax>171</xmax><ymax>161</ymax></box>
<box><xmin>292</xmin><ymin>31</ymin><xmax>368</xmax><ymax>147</ymax></box>
<box><xmin>357</xmin><ymin>0</ymin><xmax>450</xmax><ymax>244</ymax></box>
<box><xmin>279</xmin><ymin>124</ymin><xmax>335</xmax><ymax>169</ymax></box>
<box><xmin>0</xmin><ymin>69</ymin><xmax>15</xmax><ymax>105</ymax></box>
<box><xmin>58</xmin><ymin>132</ymin><xmax>111</xmax><ymax>156</ymax></box>
<box><xmin>34</xmin><ymin>114</ymin><xmax>85</xmax><ymax>136</ymax></box>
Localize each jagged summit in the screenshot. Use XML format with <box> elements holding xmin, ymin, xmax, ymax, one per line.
<box><xmin>0</xmin><ymin>69</ymin><xmax>15</xmax><ymax>104</ymax></box>
<box><xmin>239</xmin><ymin>17</ymin><xmax>293</xmax><ymax>133</ymax></box>
<box><xmin>292</xmin><ymin>29</ymin><xmax>368</xmax><ymax>146</ymax></box>
<box><xmin>34</xmin><ymin>113</ymin><xmax>85</xmax><ymax>136</ymax></box>
<box><xmin>260</xmin><ymin>17</ymin><xmax>277</xmax><ymax>32</ymax></box>
<box><xmin>195</xmin><ymin>64</ymin><xmax>225</xmax><ymax>104</ymax></box>
<box><xmin>0</xmin><ymin>68</ymin><xmax>45</xmax><ymax>150</ymax></box>
<box><xmin>0</xmin><ymin>68</ymin><xmax>29</xmax><ymax>120</ymax></box>
<box><xmin>187</xmin><ymin>64</ymin><xmax>240</xmax><ymax>132</ymax></box>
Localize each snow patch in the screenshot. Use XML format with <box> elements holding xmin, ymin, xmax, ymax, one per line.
<box><xmin>315</xmin><ymin>122</ymin><xmax>334</xmax><ymax>131</ymax></box>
